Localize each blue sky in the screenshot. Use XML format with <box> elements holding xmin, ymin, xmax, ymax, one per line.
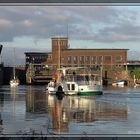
<box><xmin>1</xmin><ymin>5</ymin><xmax>140</xmax><ymax>65</ymax></box>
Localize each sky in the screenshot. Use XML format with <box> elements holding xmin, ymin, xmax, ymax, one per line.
<box><xmin>1</xmin><ymin>5</ymin><xmax>140</xmax><ymax>65</ymax></box>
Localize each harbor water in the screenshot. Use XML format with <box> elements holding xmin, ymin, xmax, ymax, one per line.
<box><xmin>0</xmin><ymin>85</ymin><xmax>140</xmax><ymax>136</ymax></box>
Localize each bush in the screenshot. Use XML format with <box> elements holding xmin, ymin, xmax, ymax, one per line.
<box><xmin>131</xmin><ymin>70</ymin><xmax>140</xmax><ymax>79</ymax></box>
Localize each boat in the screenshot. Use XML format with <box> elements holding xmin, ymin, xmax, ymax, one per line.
<box><xmin>10</xmin><ymin>78</ymin><xmax>19</xmax><ymax>87</ymax></box>
<box><xmin>46</xmin><ymin>80</ymin><xmax>57</xmax><ymax>94</ymax></box>
<box><xmin>10</xmin><ymin>64</ymin><xmax>20</xmax><ymax>87</ymax></box>
<box><xmin>46</xmin><ymin>67</ymin><xmax>103</xmax><ymax>95</ymax></box>
<box><xmin>10</xmin><ymin>48</ymin><xmax>20</xmax><ymax>87</ymax></box>
<box><xmin>112</xmin><ymin>80</ymin><xmax>128</xmax><ymax>87</ymax></box>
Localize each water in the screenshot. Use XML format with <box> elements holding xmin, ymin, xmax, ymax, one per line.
<box><xmin>0</xmin><ymin>85</ymin><xmax>140</xmax><ymax>136</ymax></box>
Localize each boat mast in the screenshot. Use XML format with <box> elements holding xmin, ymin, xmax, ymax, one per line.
<box><xmin>100</xmin><ymin>56</ymin><xmax>103</xmax><ymax>85</ymax></box>
<box><xmin>13</xmin><ymin>48</ymin><xmax>16</xmax><ymax>79</ymax></box>
<box><xmin>58</xmin><ymin>37</ymin><xmax>61</xmax><ymax>69</ymax></box>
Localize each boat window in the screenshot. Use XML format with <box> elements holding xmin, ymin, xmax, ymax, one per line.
<box><xmin>67</xmin><ymin>84</ymin><xmax>70</xmax><ymax>90</ymax></box>
<box><xmin>72</xmin><ymin>84</ymin><xmax>75</xmax><ymax>90</ymax></box>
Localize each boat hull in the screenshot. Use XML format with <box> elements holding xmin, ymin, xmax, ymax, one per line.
<box><xmin>10</xmin><ymin>82</ymin><xmax>19</xmax><ymax>87</ymax></box>
<box><xmin>77</xmin><ymin>84</ymin><xmax>103</xmax><ymax>95</ymax></box>
<box><xmin>46</xmin><ymin>87</ymin><xmax>57</xmax><ymax>95</ymax></box>
<box><xmin>77</xmin><ymin>91</ymin><xmax>103</xmax><ymax>95</ymax></box>
<box><xmin>112</xmin><ymin>80</ymin><xmax>128</xmax><ymax>87</ymax></box>
<box><xmin>10</xmin><ymin>79</ymin><xmax>19</xmax><ymax>87</ymax></box>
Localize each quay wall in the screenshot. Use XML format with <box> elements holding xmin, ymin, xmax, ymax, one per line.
<box><xmin>2</xmin><ymin>66</ymin><xmax>133</xmax><ymax>86</ymax></box>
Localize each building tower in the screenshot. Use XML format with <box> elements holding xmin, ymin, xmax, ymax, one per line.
<box><xmin>52</xmin><ymin>37</ymin><xmax>68</xmax><ymax>69</ymax></box>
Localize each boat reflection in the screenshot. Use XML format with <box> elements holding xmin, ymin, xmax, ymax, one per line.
<box><xmin>26</xmin><ymin>87</ymin><xmax>128</xmax><ymax>133</ymax></box>
<box><xmin>10</xmin><ymin>87</ymin><xmax>20</xmax><ymax>121</ymax></box>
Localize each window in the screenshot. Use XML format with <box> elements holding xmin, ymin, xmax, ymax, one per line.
<box><xmin>116</xmin><ymin>55</ymin><xmax>122</xmax><ymax>62</ymax></box>
<box><xmin>67</xmin><ymin>84</ymin><xmax>70</xmax><ymax>90</ymax></box>
<box><xmin>104</xmin><ymin>56</ymin><xmax>111</xmax><ymax>62</ymax></box>
<box><xmin>68</xmin><ymin>56</ymin><xmax>72</xmax><ymax>63</ymax></box>
<box><xmin>85</xmin><ymin>56</ymin><xmax>90</xmax><ymax>62</ymax></box>
<box><xmin>79</xmin><ymin>56</ymin><xmax>84</xmax><ymax>64</ymax></box>
<box><xmin>91</xmin><ymin>56</ymin><xmax>97</xmax><ymax>64</ymax></box>
<box><xmin>54</xmin><ymin>40</ymin><xmax>58</xmax><ymax>46</ymax></box>
<box><xmin>72</xmin><ymin>84</ymin><xmax>75</xmax><ymax>90</ymax></box>
<box><xmin>98</xmin><ymin>56</ymin><xmax>103</xmax><ymax>64</ymax></box>
<box><xmin>73</xmin><ymin>56</ymin><xmax>77</xmax><ymax>64</ymax></box>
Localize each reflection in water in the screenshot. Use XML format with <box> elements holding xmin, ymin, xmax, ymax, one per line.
<box><xmin>52</xmin><ymin>97</ymin><xmax>69</xmax><ymax>133</ymax></box>
<box><xmin>10</xmin><ymin>87</ymin><xmax>18</xmax><ymax>120</ymax></box>
<box><xmin>26</xmin><ymin>86</ymin><xmax>48</xmax><ymax>113</ymax></box>
<box><xmin>26</xmin><ymin>87</ymin><xmax>128</xmax><ymax>133</ymax></box>
<box><xmin>0</xmin><ymin>90</ymin><xmax>4</xmax><ymax>108</ymax></box>
<box><xmin>47</xmin><ymin>96</ymin><xmax>128</xmax><ymax>133</ymax></box>
<box><xmin>0</xmin><ymin>88</ymin><xmax>4</xmax><ymax>133</ymax></box>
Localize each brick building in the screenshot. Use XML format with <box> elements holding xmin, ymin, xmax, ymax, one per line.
<box><xmin>51</xmin><ymin>37</ymin><xmax>129</xmax><ymax>71</ymax></box>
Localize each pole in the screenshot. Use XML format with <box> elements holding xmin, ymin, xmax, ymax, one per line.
<box><xmin>100</xmin><ymin>56</ymin><xmax>103</xmax><ymax>86</ymax></box>
<box><xmin>134</xmin><ymin>74</ymin><xmax>136</xmax><ymax>86</ymax></box>
<box><xmin>13</xmin><ymin>48</ymin><xmax>16</xmax><ymax>79</ymax></box>
<box><xmin>100</xmin><ymin>65</ymin><xmax>103</xmax><ymax>86</ymax></box>
<box><xmin>58</xmin><ymin>38</ymin><xmax>60</xmax><ymax>69</ymax></box>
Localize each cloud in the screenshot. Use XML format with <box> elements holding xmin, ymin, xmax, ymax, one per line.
<box><xmin>0</xmin><ymin>6</ymin><xmax>140</xmax><ymax>46</ymax></box>
<box><xmin>1</xmin><ymin>6</ymin><xmax>140</xmax><ymax>65</ymax></box>
<box><xmin>93</xmin><ymin>23</ymin><xmax>140</xmax><ymax>42</ymax></box>
<box><xmin>0</xmin><ymin>6</ymin><xmax>130</xmax><ymax>42</ymax></box>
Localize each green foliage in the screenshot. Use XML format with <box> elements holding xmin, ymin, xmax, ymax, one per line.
<box><xmin>131</xmin><ymin>70</ymin><xmax>140</xmax><ymax>79</ymax></box>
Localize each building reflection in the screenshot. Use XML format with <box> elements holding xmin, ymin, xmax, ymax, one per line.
<box><xmin>26</xmin><ymin>86</ymin><xmax>48</xmax><ymax>113</ymax></box>
<box><xmin>25</xmin><ymin>89</ymin><xmax>128</xmax><ymax>133</ymax></box>
<box><xmin>51</xmin><ymin>96</ymin><xmax>69</xmax><ymax>133</ymax></box>
<box><xmin>47</xmin><ymin>96</ymin><xmax>128</xmax><ymax>133</ymax></box>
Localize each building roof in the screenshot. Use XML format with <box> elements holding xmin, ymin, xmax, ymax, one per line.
<box><xmin>67</xmin><ymin>48</ymin><xmax>129</xmax><ymax>50</ymax></box>
<box><xmin>51</xmin><ymin>37</ymin><xmax>68</xmax><ymax>40</ymax></box>
<box><xmin>24</xmin><ymin>52</ymin><xmax>51</xmax><ymax>55</ymax></box>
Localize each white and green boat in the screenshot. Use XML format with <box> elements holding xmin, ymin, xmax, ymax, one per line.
<box><xmin>55</xmin><ymin>67</ymin><xmax>103</xmax><ymax>96</ymax></box>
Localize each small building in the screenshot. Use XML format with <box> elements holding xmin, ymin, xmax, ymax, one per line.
<box><xmin>24</xmin><ymin>52</ymin><xmax>53</xmax><ymax>84</ymax></box>
<box><xmin>24</xmin><ymin>52</ymin><xmax>51</xmax><ymax>70</ymax></box>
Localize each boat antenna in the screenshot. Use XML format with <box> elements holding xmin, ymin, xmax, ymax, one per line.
<box><xmin>67</xmin><ymin>23</ymin><xmax>70</xmax><ymax>48</ymax></box>
<box><xmin>13</xmin><ymin>48</ymin><xmax>16</xmax><ymax>79</ymax></box>
<box><xmin>67</xmin><ymin>23</ymin><xmax>69</xmax><ymax>39</ymax></box>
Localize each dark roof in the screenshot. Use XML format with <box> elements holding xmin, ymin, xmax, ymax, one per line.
<box><xmin>51</xmin><ymin>37</ymin><xmax>68</xmax><ymax>40</ymax></box>
<box><xmin>63</xmin><ymin>48</ymin><xmax>129</xmax><ymax>51</ymax></box>
<box><xmin>24</xmin><ymin>52</ymin><xmax>51</xmax><ymax>55</ymax></box>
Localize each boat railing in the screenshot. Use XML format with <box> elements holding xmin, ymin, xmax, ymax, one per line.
<box><xmin>64</xmin><ymin>74</ymin><xmax>101</xmax><ymax>85</ymax></box>
<box><xmin>76</xmin><ymin>80</ymin><xmax>101</xmax><ymax>85</ymax></box>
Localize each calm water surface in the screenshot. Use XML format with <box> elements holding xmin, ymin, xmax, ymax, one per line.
<box><xmin>0</xmin><ymin>85</ymin><xmax>140</xmax><ymax>136</ymax></box>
